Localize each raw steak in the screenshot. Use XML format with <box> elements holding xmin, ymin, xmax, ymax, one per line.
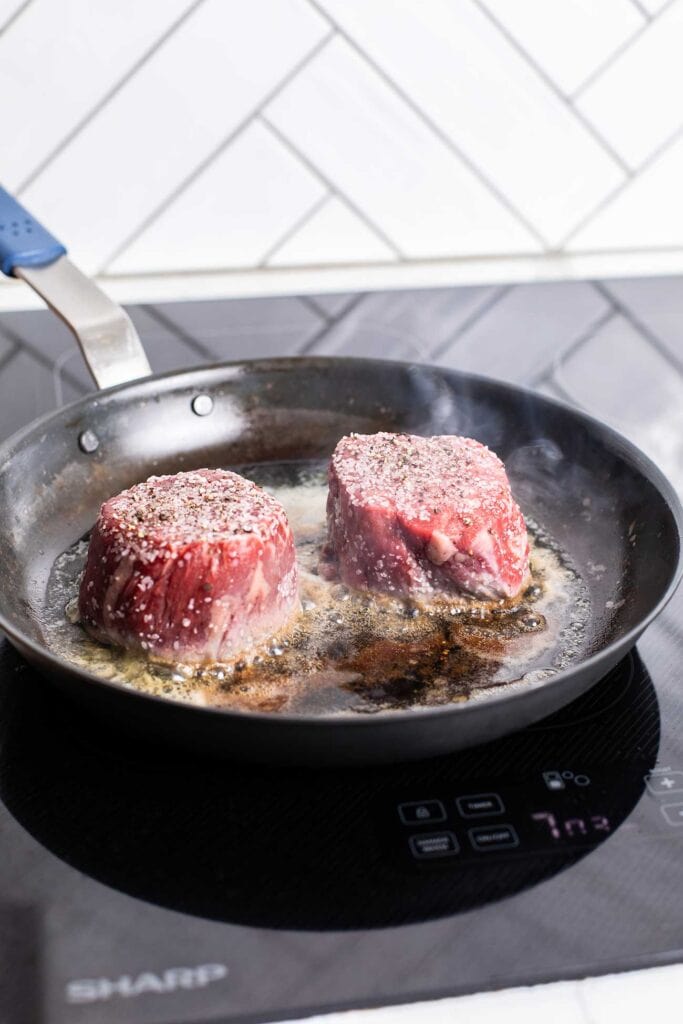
<box><xmin>321</xmin><ymin>433</ymin><xmax>529</xmax><ymax>600</ymax></box>
<box><xmin>79</xmin><ymin>469</ymin><xmax>298</xmax><ymax>663</ymax></box>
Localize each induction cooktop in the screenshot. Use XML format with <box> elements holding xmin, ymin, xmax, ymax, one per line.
<box><xmin>1</xmin><ymin>285</ymin><xmax>682</xmax><ymax>1024</ymax></box>
<box><xmin>1</xmin><ymin>576</ymin><xmax>682</xmax><ymax>1024</ymax></box>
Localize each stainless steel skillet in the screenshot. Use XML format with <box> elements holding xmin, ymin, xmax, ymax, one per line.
<box><xmin>0</xmin><ymin>187</ymin><xmax>681</xmax><ymax>764</ymax></box>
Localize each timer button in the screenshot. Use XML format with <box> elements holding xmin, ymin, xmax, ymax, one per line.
<box><xmin>468</xmin><ymin>824</ymin><xmax>520</xmax><ymax>851</ymax></box>
<box><xmin>398</xmin><ymin>800</ymin><xmax>446</xmax><ymax>826</ymax></box>
<box><xmin>409</xmin><ymin>831</ymin><xmax>459</xmax><ymax>859</ymax></box>
<box><xmin>456</xmin><ymin>793</ymin><xmax>505</xmax><ymax>818</ymax></box>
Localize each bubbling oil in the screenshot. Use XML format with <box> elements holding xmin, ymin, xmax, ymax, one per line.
<box><xmin>43</xmin><ymin>460</ymin><xmax>590</xmax><ymax>716</ymax></box>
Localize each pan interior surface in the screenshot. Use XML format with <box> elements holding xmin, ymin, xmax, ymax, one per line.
<box><xmin>42</xmin><ymin>455</ymin><xmax>589</xmax><ymax>715</ymax></box>
<box><xmin>0</xmin><ymin>358</ymin><xmax>680</xmax><ymax>732</ymax></box>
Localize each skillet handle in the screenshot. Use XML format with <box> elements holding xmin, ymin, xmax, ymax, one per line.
<box><xmin>0</xmin><ymin>186</ymin><xmax>151</xmax><ymax>390</ymax></box>
<box><xmin>0</xmin><ymin>187</ymin><xmax>66</xmax><ymax>274</ymax></box>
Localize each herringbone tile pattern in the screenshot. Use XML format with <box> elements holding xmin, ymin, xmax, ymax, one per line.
<box><xmin>2</xmin><ymin>0</ymin><xmax>683</xmax><ymax>280</ymax></box>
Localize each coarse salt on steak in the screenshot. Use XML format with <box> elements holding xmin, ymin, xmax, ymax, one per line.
<box><xmin>321</xmin><ymin>433</ymin><xmax>529</xmax><ymax>600</ymax></box>
<box><xmin>79</xmin><ymin>469</ymin><xmax>298</xmax><ymax>663</ymax></box>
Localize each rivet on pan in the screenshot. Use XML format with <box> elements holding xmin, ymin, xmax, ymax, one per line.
<box><xmin>192</xmin><ymin>394</ymin><xmax>214</xmax><ymax>416</ymax></box>
<box><xmin>78</xmin><ymin>429</ymin><xmax>100</xmax><ymax>454</ymax></box>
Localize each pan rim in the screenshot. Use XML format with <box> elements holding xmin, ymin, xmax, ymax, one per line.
<box><xmin>0</xmin><ymin>354</ymin><xmax>681</xmax><ymax>728</ymax></box>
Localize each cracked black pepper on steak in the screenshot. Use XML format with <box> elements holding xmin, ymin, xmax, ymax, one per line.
<box><xmin>321</xmin><ymin>432</ymin><xmax>529</xmax><ymax>600</ymax></box>
<box><xmin>78</xmin><ymin>469</ymin><xmax>298</xmax><ymax>663</ymax></box>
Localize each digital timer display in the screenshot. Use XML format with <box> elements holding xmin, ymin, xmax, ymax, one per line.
<box><xmin>530</xmin><ymin>811</ymin><xmax>612</xmax><ymax>842</ymax></box>
<box><xmin>392</xmin><ymin>764</ymin><xmax>640</xmax><ymax>867</ymax></box>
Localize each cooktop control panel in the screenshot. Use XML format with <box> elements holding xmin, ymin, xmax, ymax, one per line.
<box><xmin>390</xmin><ymin>767</ymin><xmax>634</xmax><ymax>867</ymax></box>
<box><xmin>386</xmin><ymin>761</ymin><xmax>683</xmax><ymax>875</ymax></box>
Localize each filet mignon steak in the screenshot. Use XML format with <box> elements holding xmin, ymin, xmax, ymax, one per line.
<box><xmin>322</xmin><ymin>432</ymin><xmax>529</xmax><ymax>600</ymax></box>
<box><xmin>79</xmin><ymin>469</ymin><xmax>298</xmax><ymax>663</ymax></box>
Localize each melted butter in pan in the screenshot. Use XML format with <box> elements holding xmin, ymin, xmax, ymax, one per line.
<box><xmin>44</xmin><ymin>461</ymin><xmax>590</xmax><ymax>716</ymax></box>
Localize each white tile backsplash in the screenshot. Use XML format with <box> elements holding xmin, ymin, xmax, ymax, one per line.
<box><xmin>267</xmin><ymin>196</ymin><xmax>396</xmax><ymax>266</ymax></box>
<box><xmin>108</xmin><ymin>121</ymin><xmax>327</xmax><ymax>274</ymax></box>
<box><xmin>567</xmin><ymin>134</ymin><xmax>683</xmax><ymax>250</ymax></box>
<box><xmin>265</xmin><ymin>37</ymin><xmax>540</xmax><ymax>258</ymax></box>
<box><xmin>0</xmin><ymin>0</ymin><xmax>26</xmax><ymax>31</ymax></box>
<box><xmin>17</xmin><ymin>0</ymin><xmax>328</xmax><ymax>273</ymax></box>
<box><xmin>315</xmin><ymin>0</ymin><xmax>625</xmax><ymax>245</ymax></box>
<box><xmin>577</xmin><ymin>0</ymin><xmax>683</xmax><ymax>167</ymax></box>
<box><xmin>0</xmin><ymin>0</ymin><xmax>196</xmax><ymax>191</ymax></box>
<box><xmin>2</xmin><ymin>0</ymin><xmax>683</xmax><ymax>293</ymax></box>
<box><xmin>480</xmin><ymin>0</ymin><xmax>643</xmax><ymax>95</ymax></box>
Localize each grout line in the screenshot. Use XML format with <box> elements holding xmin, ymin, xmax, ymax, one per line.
<box><xmin>0</xmin><ymin>320</ymin><xmax>87</xmax><ymax>390</ymax></box>
<box><xmin>532</xmin><ymin>371</ymin><xmax>566</xmax><ymax>397</ymax></box>
<box><xmin>298</xmin><ymin>292</ymin><xmax>368</xmax><ymax>353</ymax></box>
<box><xmin>260</xmin><ymin>115</ymin><xmax>405</xmax><ymax>261</ymax></box>
<box><xmin>319</xmin><ymin>293</ymin><xmax>364</xmax><ymax>320</ymax></box>
<box><xmin>303</xmin><ymin>292</ymin><xmax>361</xmax><ymax>321</ymax></box>
<box><xmin>296</xmin><ymin>294</ymin><xmax>335</xmax><ymax>322</ymax></box>
<box><xmin>0</xmin><ymin>0</ymin><xmax>33</xmax><ymax>38</ymax></box>
<box><xmin>544</xmin><ymin>306</ymin><xmax>619</xmax><ymax>395</ymax></box>
<box><xmin>471</xmin><ymin>0</ymin><xmax>634</xmax><ymax>178</ymax></box>
<box><xmin>0</xmin><ymin>340</ymin><xmax>20</xmax><ymax>375</ymax></box>
<box><xmin>544</xmin><ymin>372</ymin><xmax>585</xmax><ymax>409</ymax></box>
<box><xmin>570</xmin><ymin>0</ymin><xmax>677</xmax><ymax>101</ymax></box>
<box><xmin>306</xmin><ymin>0</ymin><xmax>549</xmax><ymax>252</ymax></box>
<box><xmin>258</xmin><ymin>192</ymin><xmax>331</xmax><ymax>267</ymax></box>
<box><xmin>16</xmin><ymin>0</ymin><xmax>207</xmax><ymax>195</ymax></box>
<box><xmin>138</xmin><ymin>305</ymin><xmax>215</xmax><ymax>360</ymax></box>
<box><xmin>629</xmin><ymin>0</ymin><xmax>653</xmax><ymax>18</ymax></box>
<box><xmin>529</xmin><ymin>303</ymin><xmax>618</xmax><ymax>387</ymax></box>
<box><xmin>52</xmin><ymin>347</ymin><xmax>86</xmax><ymax>407</ymax></box>
<box><xmin>431</xmin><ymin>284</ymin><xmax>513</xmax><ymax>358</ymax></box>
<box><xmin>557</xmin><ymin>120</ymin><xmax>683</xmax><ymax>249</ymax></box>
<box><xmin>593</xmin><ymin>279</ymin><xmax>683</xmax><ymax>373</ymax></box>
<box><xmin>97</xmin><ymin>30</ymin><xmax>337</xmax><ymax>274</ymax></box>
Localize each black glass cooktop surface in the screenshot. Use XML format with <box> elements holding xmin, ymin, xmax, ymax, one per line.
<box><xmin>0</xmin><ymin>284</ymin><xmax>682</xmax><ymax>1024</ymax></box>
<box><xmin>0</xmin><ymin>580</ymin><xmax>682</xmax><ymax>1024</ymax></box>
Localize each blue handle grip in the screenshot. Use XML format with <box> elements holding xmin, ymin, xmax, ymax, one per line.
<box><xmin>0</xmin><ymin>186</ymin><xmax>66</xmax><ymax>276</ymax></box>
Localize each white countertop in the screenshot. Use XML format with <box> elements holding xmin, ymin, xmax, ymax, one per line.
<box><xmin>5</xmin><ymin>249</ymin><xmax>683</xmax><ymax>315</ymax></box>
<box><xmin>277</xmin><ymin>964</ymin><xmax>683</xmax><ymax>1024</ymax></box>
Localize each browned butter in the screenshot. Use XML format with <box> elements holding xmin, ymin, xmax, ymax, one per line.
<box><xmin>44</xmin><ymin>461</ymin><xmax>590</xmax><ymax>716</ymax></box>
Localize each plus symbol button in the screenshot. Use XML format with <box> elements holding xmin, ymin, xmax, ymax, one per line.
<box><xmin>645</xmin><ymin>772</ymin><xmax>683</xmax><ymax>797</ymax></box>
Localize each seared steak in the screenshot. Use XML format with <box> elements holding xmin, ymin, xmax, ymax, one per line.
<box><xmin>79</xmin><ymin>469</ymin><xmax>298</xmax><ymax>663</ymax></box>
<box><xmin>321</xmin><ymin>432</ymin><xmax>529</xmax><ymax>600</ymax></box>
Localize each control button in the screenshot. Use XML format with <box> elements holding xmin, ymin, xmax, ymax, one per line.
<box><xmin>542</xmin><ymin>771</ymin><xmax>566</xmax><ymax>791</ymax></box>
<box><xmin>456</xmin><ymin>793</ymin><xmax>504</xmax><ymax>818</ymax></box>
<box><xmin>661</xmin><ymin>803</ymin><xmax>683</xmax><ymax>827</ymax></box>
<box><xmin>645</xmin><ymin>771</ymin><xmax>683</xmax><ymax>797</ymax></box>
<box><xmin>468</xmin><ymin>824</ymin><xmax>520</xmax><ymax>852</ymax></box>
<box><xmin>398</xmin><ymin>800</ymin><xmax>446</xmax><ymax>826</ymax></box>
<box><xmin>409</xmin><ymin>831</ymin><xmax>459</xmax><ymax>859</ymax></box>
<box><xmin>543</xmin><ymin>770</ymin><xmax>591</xmax><ymax>790</ymax></box>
